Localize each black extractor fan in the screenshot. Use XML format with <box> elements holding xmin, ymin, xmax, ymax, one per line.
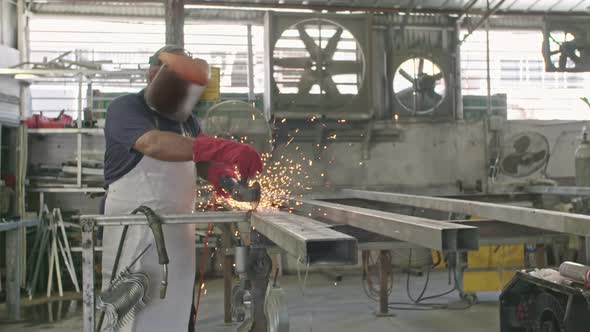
<box><xmin>499</xmin><ymin>132</ymin><xmax>549</xmax><ymax>178</ymax></box>
<box><xmin>542</xmin><ymin>20</ymin><xmax>590</xmax><ymax>72</ymax></box>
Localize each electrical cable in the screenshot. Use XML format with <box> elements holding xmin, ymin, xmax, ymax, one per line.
<box><xmin>362</xmin><ymin>249</ymin><xmax>473</xmax><ymax>311</ymax></box>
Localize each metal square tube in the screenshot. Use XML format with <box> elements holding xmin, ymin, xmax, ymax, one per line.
<box><xmin>343</xmin><ymin>189</ymin><xmax>590</xmax><ymax>236</ymax></box>
<box><xmin>251</xmin><ymin>211</ymin><xmax>358</xmax><ymax>265</ymax></box>
<box><xmin>289</xmin><ymin>198</ymin><xmax>478</xmax><ymax>251</ymax></box>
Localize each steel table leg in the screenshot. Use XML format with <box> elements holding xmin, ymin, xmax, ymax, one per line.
<box><xmin>375</xmin><ymin>250</ymin><xmax>394</xmax><ymax>317</ymax></box>
<box><xmin>81</xmin><ymin>219</ymin><xmax>95</xmax><ymax>332</ymax></box>
<box><xmin>222</xmin><ymin>224</ymin><xmax>233</xmax><ymax>324</ymax></box>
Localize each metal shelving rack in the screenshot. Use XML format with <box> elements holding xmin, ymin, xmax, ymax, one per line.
<box><xmin>0</xmin><ymin>68</ymin><xmax>147</xmax><ymax>198</ymax></box>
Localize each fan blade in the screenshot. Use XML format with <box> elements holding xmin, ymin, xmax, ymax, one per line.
<box><xmin>559</xmin><ymin>53</ymin><xmax>567</xmax><ymax>69</ymax></box>
<box><xmin>273</xmin><ymin>57</ymin><xmax>310</xmax><ymax>69</ymax></box>
<box><xmin>297</xmin><ymin>24</ymin><xmax>321</xmax><ymax>60</ymax></box>
<box><xmin>548</xmin><ymin>34</ymin><xmax>562</xmax><ymax>47</ymax></box>
<box><xmin>569</xmin><ymin>52</ymin><xmax>582</xmax><ymax>65</ymax></box>
<box><xmin>326</xmin><ymin>61</ymin><xmax>361</xmax><ymax>75</ymax></box>
<box><xmin>321</xmin><ymin>75</ymin><xmax>340</xmax><ymax>97</ymax></box>
<box><xmin>399</xmin><ymin>69</ymin><xmax>415</xmax><ymax>84</ymax></box>
<box><xmin>323</xmin><ymin>27</ymin><xmax>343</xmax><ymax>60</ymax></box>
<box><xmin>297</xmin><ymin>69</ymin><xmax>317</xmax><ymax>95</ymax></box>
<box><xmin>418</xmin><ymin>58</ymin><xmax>424</xmax><ymax>75</ymax></box>
<box><xmin>426</xmin><ymin>90</ymin><xmax>442</xmax><ymax>108</ymax></box>
<box><xmin>432</xmin><ymin>72</ymin><xmax>444</xmax><ymax>81</ymax></box>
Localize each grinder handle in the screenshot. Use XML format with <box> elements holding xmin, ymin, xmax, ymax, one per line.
<box><xmin>133</xmin><ymin>205</ymin><xmax>169</xmax><ymax>265</ymax></box>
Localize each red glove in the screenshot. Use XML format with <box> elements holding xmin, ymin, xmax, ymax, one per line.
<box><xmin>206</xmin><ymin>163</ymin><xmax>235</xmax><ymax>198</ymax></box>
<box><xmin>193</xmin><ymin>134</ymin><xmax>263</xmax><ymax>179</ymax></box>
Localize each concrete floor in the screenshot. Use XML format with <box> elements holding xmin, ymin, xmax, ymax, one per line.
<box><xmin>0</xmin><ymin>271</ymin><xmax>500</xmax><ymax>332</ymax></box>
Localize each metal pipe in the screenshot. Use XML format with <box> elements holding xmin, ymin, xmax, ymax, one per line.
<box><xmin>0</xmin><ymin>220</ymin><xmax>39</xmax><ymax>232</ymax></box>
<box><xmin>246</xmin><ymin>24</ymin><xmax>255</xmax><ymax>103</ymax></box>
<box><xmin>76</xmin><ymin>73</ymin><xmax>83</xmax><ymax>187</ymax></box>
<box><xmin>81</xmin><ymin>220</ymin><xmax>95</xmax><ymax>332</ymax></box>
<box><xmin>485</xmin><ymin>0</ymin><xmax>492</xmax><ymax>117</ymax></box>
<box><xmin>525</xmin><ymin>186</ymin><xmax>590</xmax><ymax>197</ymax></box>
<box><xmin>82</xmin><ymin>211</ymin><xmax>249</xmax><ymax>226</ymax></box>
<box><xmin>343</xmin><ymin>189</ymin><xmax>590</xmax><ymax>237</ymax></box>
<box><xmin>460</xmin><ymin>0</ymin><xmax>508</xmax><ymax>44</ymax></box>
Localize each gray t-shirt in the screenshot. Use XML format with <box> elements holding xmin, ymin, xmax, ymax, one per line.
<box><xmin>103</xmin><ymin>90</ymin><xmax>200</xmax><ymax>188</ymax></box>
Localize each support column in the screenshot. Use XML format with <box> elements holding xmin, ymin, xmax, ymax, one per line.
<box><xmin>376</xmin><ymin>250</ymin><xmax>393</xmax><ymax>317</ymax></box>
<box><xmin>246</xmin><ymin>24</ymin><xmax>255</xmax><ymax>103</ymax></box>
<box><xmin>164</xmin><ymin>0</ymin><xmax>184</xmax><ymax>48</ymax></box>
<box><xmin>6</xmin><ymin>227</ymin><xmax>21</xmax><ymax>320</ymax></box>
<box><xmin>14</xmin><ymin>0</ymin><xmax>29</xmax><ymax>296</ymax></box>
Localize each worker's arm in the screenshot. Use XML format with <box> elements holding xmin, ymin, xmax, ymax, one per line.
<box><xmin>133</xmin><ymin>130</ymin><xmax>194</xmax><ymax>161</ymax></box>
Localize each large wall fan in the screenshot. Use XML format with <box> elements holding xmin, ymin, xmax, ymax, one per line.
<box><xmin>265</xmin><ymin>13</ymin><xmax>372</xmax><ymax>119</ymax></box>
<box><xmin>543</xmin><ymin>20</ymin><xmax>590</xmax><ymax>72</ymax></box>
<box><xmin>499</xmin><ymin>132</ymin><xmax>550</xmax><ymax>178</ymax></box>
<box><xmin>390</xmin><ymin>52</ymin><xmax>452</xmax><ymax>117</ymax></box>
<box><xmin>392</xmin><ymin>57</ymin><xmax>446</xmax><ymax>115</ymax></box>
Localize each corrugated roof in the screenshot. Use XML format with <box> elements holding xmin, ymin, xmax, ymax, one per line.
<box><xmin>31</xmin><ymin>0</ymin><xmax>590</xmax><ymax>15</ymax></box>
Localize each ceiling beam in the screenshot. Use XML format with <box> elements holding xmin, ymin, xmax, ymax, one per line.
<box><xmin>30</xmin><ymin>0</ymin><xmax>590</xmax><ymax>16</ymax></box>
<box><xmin>164</xmin><ymin>0</ymin><xmax>184</xmax><ymax>47</ymax></box>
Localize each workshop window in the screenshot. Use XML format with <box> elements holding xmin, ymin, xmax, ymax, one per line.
<box><xmin>27</xmin><ymin>17</ymin><xmax>264</xmax><ymax>118</ymax></box>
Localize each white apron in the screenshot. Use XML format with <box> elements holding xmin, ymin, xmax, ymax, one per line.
<box><xmin>101</xmin><ymin>153</ymin><xmax>196</xmax><ymax>332</ymax></box>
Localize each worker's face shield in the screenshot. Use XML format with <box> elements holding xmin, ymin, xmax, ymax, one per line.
<box><xmin>145</xmin><ymin>49</ymin><xmax>210</xmax><ymax>123</ymax></box>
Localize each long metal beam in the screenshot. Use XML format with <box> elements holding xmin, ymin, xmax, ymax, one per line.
<box><xmin>525</xmin><ymin>186</ymin><xmax>590</xmax><ymax>197</ymax></box>
<box><xmin>0</xmin><ymin>219</ymin><xmax>39</xmax><ymax>232</ymax></box>
<box><xmin>251</xmin><ymin>212</ymin><xmax>358</xmax><ymax>265</ymax></box>
<box><xmin>288</xmin><ymin>198</ymin><xmax>479</xmax><ymax>251</ymax></box>
<box><xmin>35</xmin><ymin>0</ymin><xmax>590</xmax><ymax>15</ymax></box>
<box><xmin>81</xmin><ymin>212</ymin><xmax>248</xmax><ymax>226</ymax></box>
<box><xmin>343</xmin><ymin>189</ymin><xmax>590</xmax><ymax>236</ymax></box>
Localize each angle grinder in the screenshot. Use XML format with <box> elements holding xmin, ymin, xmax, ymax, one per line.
<box><xmin>220</xmin><ymin>176</ymin><xmax>261</xmax><ymax>210</ymax></box>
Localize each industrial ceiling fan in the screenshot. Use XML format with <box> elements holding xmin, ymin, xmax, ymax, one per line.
<box><xmin>272</xmin><ymin>18</ymin><xmax>365</xmax><ymax>102</ymax></box>
<box><xmin>392</xmin><ymin>57</ymin><xmax>446</xmax><ymax>115</ymax></box>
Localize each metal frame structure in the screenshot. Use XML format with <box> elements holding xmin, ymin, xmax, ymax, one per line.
<box><xmin>74</xmin><ymin>184</ymin><xmax>590</xmax><ymax>331</ymax></box>
<box><xmin>79</xmin><ymin>210</ymin><xmax>358</xmax><ymax>332</ymax></box>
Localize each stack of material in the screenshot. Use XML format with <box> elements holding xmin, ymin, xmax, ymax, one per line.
<box><xmin>26</xmin><ymin>206</ymin><xmax>81</xmax><ymax>298</ymax></box>
<box><xmin>28</xmin><ymin>159</ymin><xmax>104</xmax><ymax>188</ymax></box>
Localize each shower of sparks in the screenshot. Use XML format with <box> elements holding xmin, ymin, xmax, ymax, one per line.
<box><xmin>203</xmin><ymin>152</ymin><xmax>311</xmax><ymax>211</ymax></box>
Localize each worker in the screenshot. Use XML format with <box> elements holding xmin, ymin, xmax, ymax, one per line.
<box><xmin>101</xmin><ymin>45</ymin><xmax>262</xmax><ymax>332</ymax></box>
